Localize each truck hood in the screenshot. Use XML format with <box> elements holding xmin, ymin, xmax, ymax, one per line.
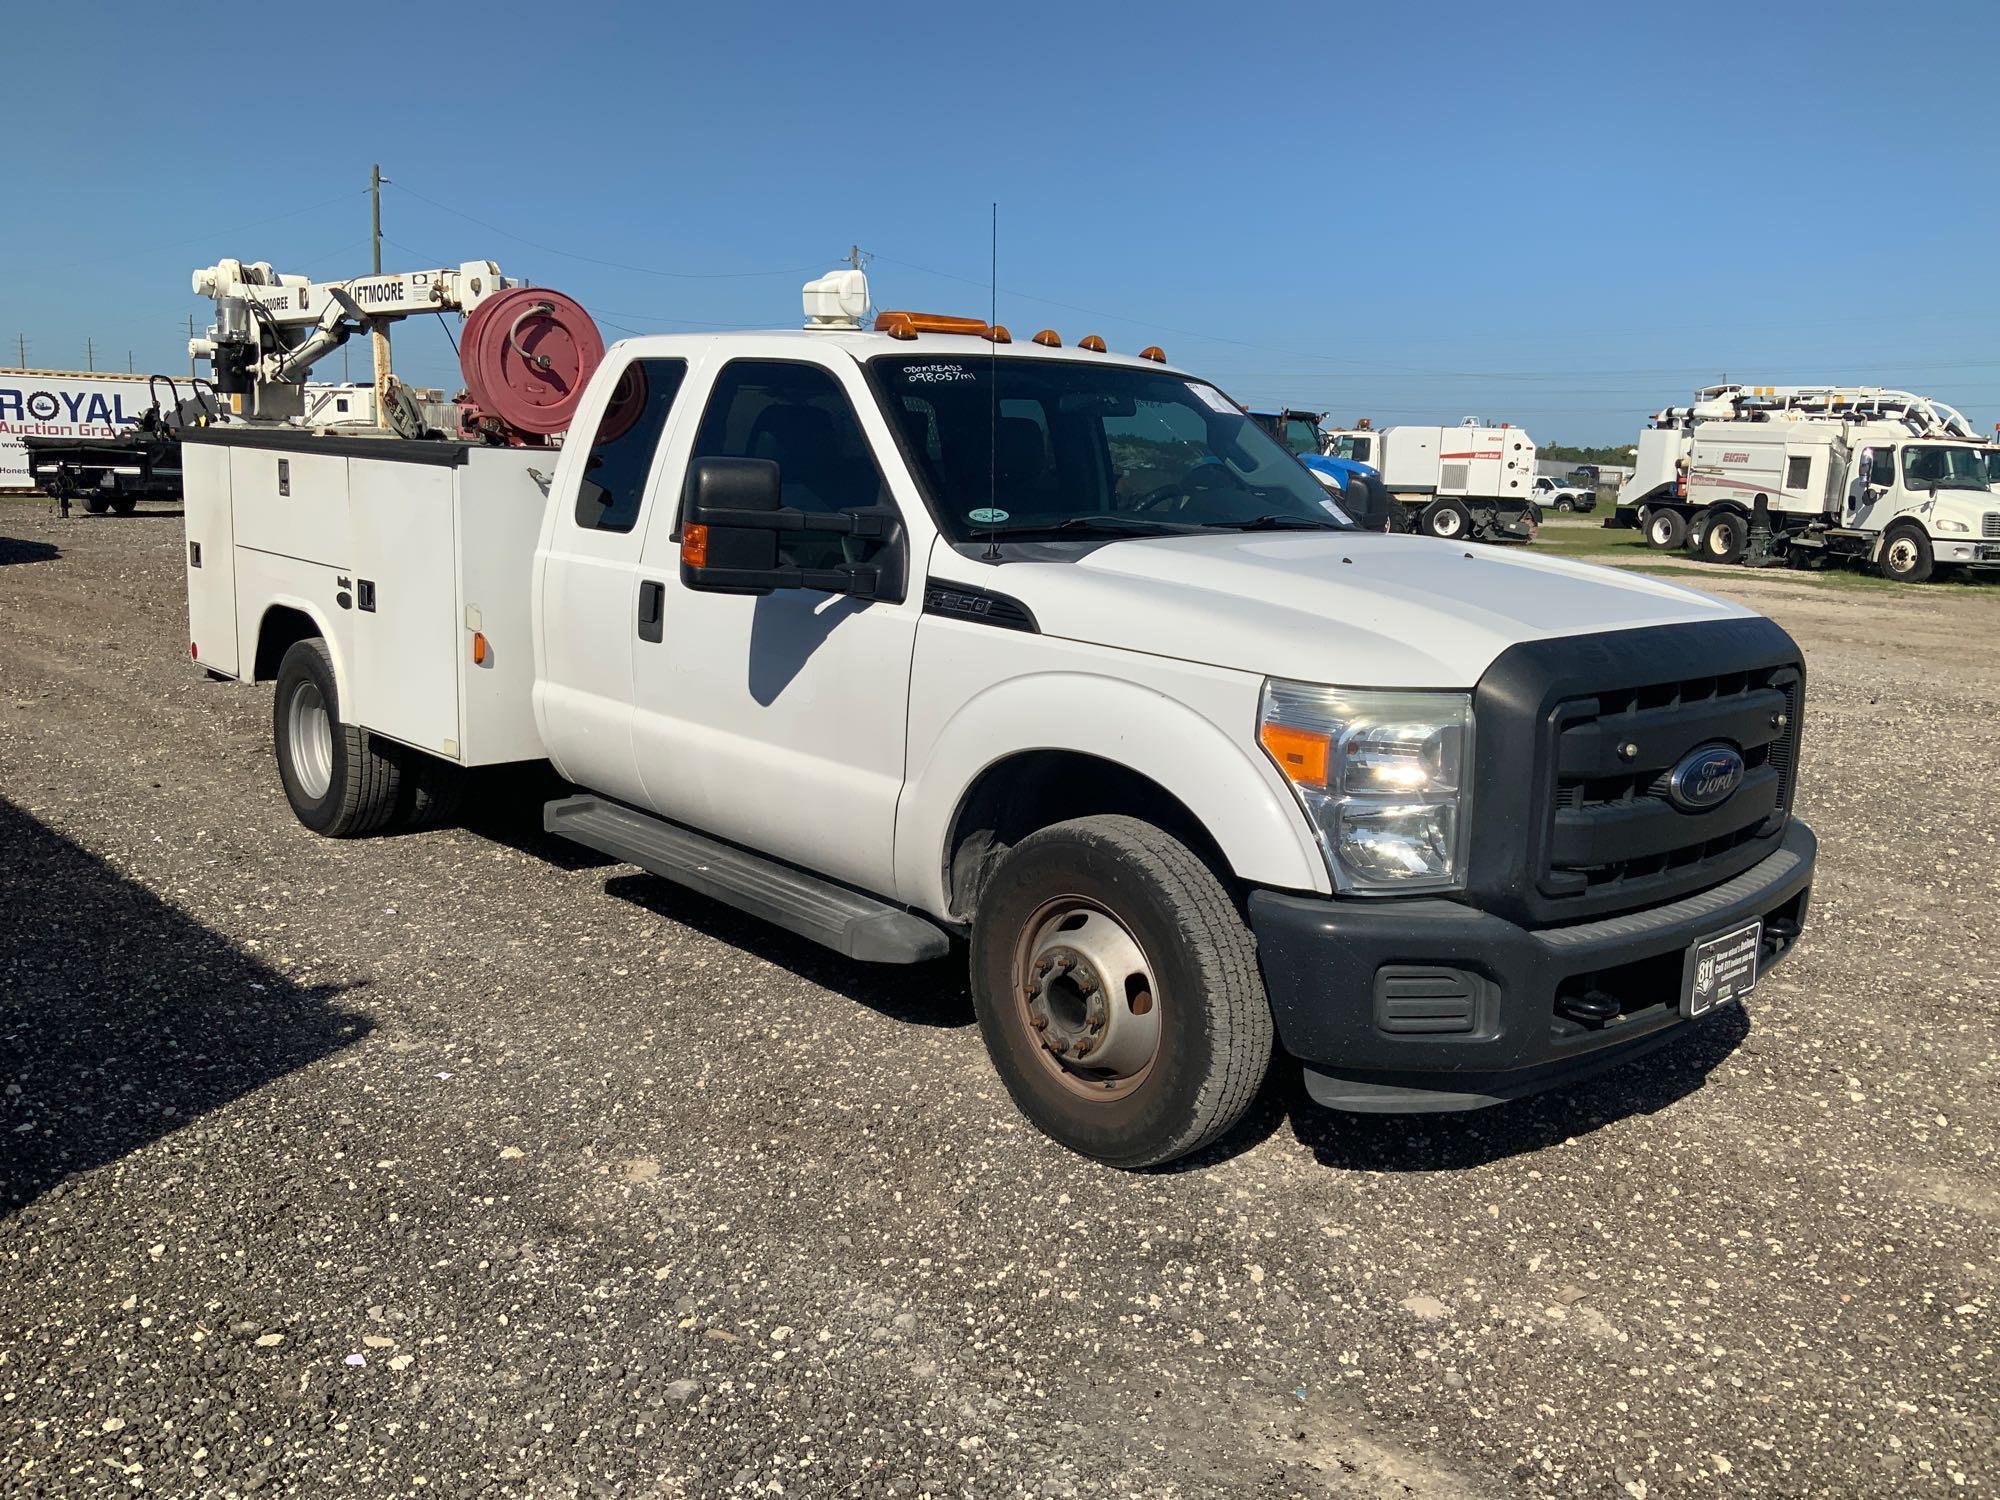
<box><xmin>936</xmin><ymin>532</ymin><xmax>1754</xmax><ymax>688</ymax></box>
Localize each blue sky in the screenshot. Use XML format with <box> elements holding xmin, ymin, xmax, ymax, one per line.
<box><xmin>4</xmin><ymin>0</ymin><xmax>1996</xmax><ymax>444</ymax></box>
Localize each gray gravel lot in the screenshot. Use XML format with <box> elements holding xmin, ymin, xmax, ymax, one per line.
<box><xmin>1</xmin><ymin>508</ymin><xmax>1995</xmax><ymax>1498</ymax></box>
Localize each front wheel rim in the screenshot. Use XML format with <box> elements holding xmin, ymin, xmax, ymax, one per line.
<box><xmin>1433</xmin><ymin>510</ymin><xmax>1462</xmax><ymax>537</ymax></box>
<box><xmin>287</xmin><ymin>681</ymin><xmax>334</xmax><ymax>800</ymax></box>
<box><xmin>1887</xmin><ymin>538</ymin><xmax>1918</xmax><ymax>572</ymax></box>
<box><xmin>1011</xmin><ymin>898</ymin><xmax>1162</xmax><ymax>1101</ymax></box>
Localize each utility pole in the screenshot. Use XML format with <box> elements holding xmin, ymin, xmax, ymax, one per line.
<box><xmin>370</xmin><ymin>163</ymin><xmax>394</xmax><ymax>427</ymax></box>
<box><xmin>86</xmin><ymin>337</ymin><xmax>95</xmax><ymax>371</ymax></box>
<box><xmin>14</xmin><ymin>333</ymin><xmax>24</xmax><ymax>368</ymax></box>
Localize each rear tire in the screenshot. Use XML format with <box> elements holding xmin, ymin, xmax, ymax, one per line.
<box><xmin>1646</xmin><ymin>508</ymin><xmax>1688</xmax><ymax>550</ymax></box>
<box><xmin>1423</xmin><ymin>498</ymin><xmax>1473</xmax><ymax>541</ymax></box>
<box><xmin>83</xmin><ymin>494</ymin><xmax>112</xmax><ymax>515</ymax></box>
<box><xmin>110</xmin><ymin>493</ymin><xmax>138</xmax><ymax>517</ymax></box>
<box><xmin>1878</xmin><ymin>523</ymin><xmax>1935</xmax><ymax>583</ymax></box>
<box><xmin>273</xmin><ymin>638</ymin><xmax>403</xmax><ymax>837</ymax></box>
<box><xmin>394</xmin><ymin>749</ymin><xmax>468</xmax><ymax>831</ymax></box>
<box><xmin>969</xmin><ymin>815</ymin><xmax>1273</xmax><ymax>1169</ymax></box>
<box><xmin>1694</xmin><ymin>509</ymin><xmax>1747</xmax><ymax>564</ymax></box>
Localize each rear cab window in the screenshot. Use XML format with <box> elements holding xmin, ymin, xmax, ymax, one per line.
<box><xmin>572</xmin><ymin>358</ymin><xmax>689</xmax><ymax>534</ymax></box>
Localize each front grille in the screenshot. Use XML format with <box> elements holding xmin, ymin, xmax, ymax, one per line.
<box><xmin>1983</xmin><ymin>512</ymin><xmax>2000</xmax><ymax>539</ymax></box>
<box><xmin>1542</xmin><ymin>666</ymin><xmax>1799</xmax><ymax>908</ymax></box>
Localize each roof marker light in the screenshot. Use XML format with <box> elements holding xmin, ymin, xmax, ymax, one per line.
<box><xmin>1032</xmin><ymin>329</ymin><xmax>1061</xmax><ymax>347</ymax></box>
<box><xmin>1139</xmin><ymin>346</ymin><xmax>1166</xmax><ymax>363</ymax></box>
<box><xmin>1078</xmin><ymin>334</ymin><xmax>1107</xmax><ymax>353</ymax></box>
<box><xmin>874</xmin><ymin>310</ymin><xmax>991</xmax><ymax>339</ymax></box>
<box><xmin>983</xmin><ymin>325</ymin><xmax>1012</xmax><ymax>344</ymax></box>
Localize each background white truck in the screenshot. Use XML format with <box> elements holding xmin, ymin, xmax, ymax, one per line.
<box><xmin>1322</xmin><ymin>418</ymin><xmax>1538</xmax><ymax>540</ymax></box>
<box><xmin>1617</xmin><ymin>385</ymin><xmax>2000</xmax><ymax>582</ymax></box>
<box><xmin>180</xmin><ymin>261</ymin><xmax>1818</xmax><ymax>1168</ymax></box>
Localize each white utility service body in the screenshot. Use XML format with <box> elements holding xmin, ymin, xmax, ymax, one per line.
<box><xmin>1617</xmin><ymin>385</ymin><xmax>2000</xmax><ymax>581</ymax></box>
<box><xmin>184</xmin><ymin>293</ymin><xmax>1819</xmax><ymax>1168</ymax></box>
<box><xmin>1321</xmin><ymin>420</ymin><xmax>1538</xmax><ymax>541</ymax></box>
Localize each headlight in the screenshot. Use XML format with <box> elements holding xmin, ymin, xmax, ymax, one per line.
<box><xmin>1258</xmin><ymin>680</ymin><xmax>1473</xmax><ymax>893</ymax></box>
<box><xmin>1935</xmin><ymin>517</ymin><xmax>1969</xmax><ymax>534</ymax></box>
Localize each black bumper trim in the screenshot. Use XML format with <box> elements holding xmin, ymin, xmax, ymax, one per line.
<box><xmin>1249</xmin><ymin>820</ymin><xmax>1816</xmax><ymax>1111</ymax></box>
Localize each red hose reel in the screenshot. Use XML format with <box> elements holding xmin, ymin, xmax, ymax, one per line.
<box><xmin>457</xmin><ymin>287</ymin><xmax>605</xmax><ymax>442</ymax></box>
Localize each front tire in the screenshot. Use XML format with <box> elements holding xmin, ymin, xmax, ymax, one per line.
<box><xmin>1555</xmin><ymin>497</ymin><xmax>1574</xmax><ymax>513</ymax></box>
<box><xmin>1878</xmin><ymin>523</ymin><xmax>1935</xmax><ymax>583</ymax></box>
<box><xmin>273</xmin><ymin>638</ymin><xmax>403</xmax><ymax>836</ymax></box>
<box><xmin>969</xmin><ymin>815</ymin><xmax>1273</xmax><ymax>1169</ymax></box>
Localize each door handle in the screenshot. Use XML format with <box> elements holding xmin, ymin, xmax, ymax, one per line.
<box><xmin>636</xmin><ymin>580</ymin><xmax>665</xmax><ymax>643</ymax></box>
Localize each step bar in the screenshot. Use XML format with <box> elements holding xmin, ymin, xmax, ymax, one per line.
<box><xmin>544</xmin><ymin>795</ymin><xmax>951</xmax><ymax>965</ymax></box>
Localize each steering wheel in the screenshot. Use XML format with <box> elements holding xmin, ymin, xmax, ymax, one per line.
<box><xmin>1129</xmin><ymin>463</ymin><xmax>1248</xmax><ymax>516</ymax></box>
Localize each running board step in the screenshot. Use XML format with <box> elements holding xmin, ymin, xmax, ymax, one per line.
<box><xmin>544</xmin><ymin>795</ymin><xmax>951</xmax><ymax>965</ymax></box>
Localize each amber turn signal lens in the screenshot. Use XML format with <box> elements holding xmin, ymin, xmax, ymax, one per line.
<box><xmin>1259</xmin><ymin>722</ymin><xmax>1331</xmax><ymax>786</ymax></box>
<box><xmin>471</xmin><ymin>631</ymin><xmax>489</xmax><ymax>666</ymax></box>
<box><xmin>682</xmin><ymin>523</ymin><xmax>709</xmax><ymax>567</ymax></box>
<box><xmin>874</xmin><ymin>310</ymin><xmax>991</xmax><ymax>338</ymax></box>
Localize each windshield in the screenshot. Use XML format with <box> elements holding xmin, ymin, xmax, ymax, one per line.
<box><xmin>1901</xmin><ymin>444</ymin><xmax>1991</xmax><ymax>491</ymax></box>
<box><xmin>1982</xmin><ymin>448</ymin><xmax>2000</xmax><ymax>487</ymax></box>
<box><xmin>872</xmin><ymin>357</ymin><xmax>1353</xmax><ymax>540</ymax></box>
<box><xmin>1331</xmin><ymin>433</ymin><xmax>1373</xmax><ymax>465</ymax></box>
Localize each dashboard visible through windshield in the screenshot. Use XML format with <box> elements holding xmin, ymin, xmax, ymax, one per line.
<box><xmin>870</xmin><ymin>356</ymin><xmax>1353</xmax><ymax>542</ymax></box>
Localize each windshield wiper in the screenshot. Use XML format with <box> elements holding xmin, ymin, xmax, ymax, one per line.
<box><xmin>996</xmin><ymin>515</ymin><xmax>1206</xmax><ymax>538</ymax></box>
<box><xmin>1202</xmin><ymin>513</ymin><xmax>1347</xmax><ymax>532</ymax></box>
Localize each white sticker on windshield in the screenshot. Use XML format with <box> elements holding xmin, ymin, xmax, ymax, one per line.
<box><xmin>1189</xmin><ymin>383</ymin><xmax>1239</xmax><ymax>414</ymax></box>
<box><xmin>968</xmin><ymin>507</ymin><xmax>1009</xmax><ymax>524</ymax></box>
<box><xmin>1319</xmin><ymin>497</ymin><xmax>1353</xmax><ymax>524</ymax></box>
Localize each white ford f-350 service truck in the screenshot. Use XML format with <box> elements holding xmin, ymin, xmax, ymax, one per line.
<box><xmin>181</xmin><ymin>265</ymin><xmax>1817</xmax><ymax>1168</ymax></box>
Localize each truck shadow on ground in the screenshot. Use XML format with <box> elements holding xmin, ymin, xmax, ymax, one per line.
<box><xmin>0</xmin><ymin>797</ymin><xmax>373</xmax><ymax>1216</ymax></box>
<box><xmin>602</xmin><ymin>873</ymin><xmax>973</xmax><ymax>1030</ymax></box>
<box><xmin>0</xmin><ymin>536</ymin><xmax>60</xmax><ymax>566</ymax></box>
<box><xmin>1258</xmin><ymin>1007</ymin><xmax>1752</xmax><ymax>1173</ymax></box>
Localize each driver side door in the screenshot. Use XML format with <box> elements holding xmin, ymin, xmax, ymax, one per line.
<box><xmin>628</xmin><ymin>352</ymin><xmax>925</xmax><ymax>896</ymax></box>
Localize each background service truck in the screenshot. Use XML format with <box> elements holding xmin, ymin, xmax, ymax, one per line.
<box><xmin>180</xmin><ymin>259</ymin><xmax>1817</xmax><ymax>1168</ymax></box>
<box><xmin>1322</xmin><ymin>417</ymin><xmax>1539</xmax><ymax>541</ymax></box>
<box><xmin>1618</xmin><ymin>385</ymin><xmax>2000</xmax><ymax>582</ymax></box>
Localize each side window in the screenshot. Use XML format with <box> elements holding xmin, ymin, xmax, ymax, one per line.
<box><xmin>690</xmin><ymin>360</ymin><xmax>889</xmax><ymax>517</ymax></box>
<box><xmin>1784</xmin><ymin>455</ymin><xmax>1812</xmax><ymax>491</ymax></box>
<box><xmin>1868</xmin><ymin>447</ymin><xmax>1896</xmax><ymax>487</ymax></box>
<box><xmin>573</xmin><ymin>358</ymin><xmax>688</xmax><ymax>534</ymax></box>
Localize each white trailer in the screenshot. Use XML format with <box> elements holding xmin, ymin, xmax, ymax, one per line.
<box><xmin>1</xmin><ymin>370</ymin><xmax>166</xmax><ymax>491</ymax></box>
<box><xmin>1617</xmin><ymin>385</ymin><xmax>2000</xmax><ymax>582</ymax></box>
<box><xmin>1321</xmin><ymin>418</ymin><xmax>1537</xmax><ymax>541</ymax></box>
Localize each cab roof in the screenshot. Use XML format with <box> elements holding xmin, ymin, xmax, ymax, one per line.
<box><xmin>601</xmin><ymin>326</ymin><xmax>1192</xmax><ymax>378</ymax></box>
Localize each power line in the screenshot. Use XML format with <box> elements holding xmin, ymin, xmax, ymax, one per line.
<box><xmin>385</xmin><ymin>180</ymin><xmax>825</xmax><ymax>281</ymax></box>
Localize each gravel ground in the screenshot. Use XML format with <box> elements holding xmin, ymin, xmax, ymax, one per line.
<box><xmin>1</xmin><ymin>508</ymin><xmax>1994</xmax><ymax>1499</ymax></box>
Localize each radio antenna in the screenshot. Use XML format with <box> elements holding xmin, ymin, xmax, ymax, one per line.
<box><xmin>981</xmin><ymin>202</ymin><xmax>1002</xmax><ymax>562</ymax></box>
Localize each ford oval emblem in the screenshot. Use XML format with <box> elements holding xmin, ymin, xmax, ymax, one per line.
<box><xmin>1667</xmin><ymin>743</ymin><xmax>1745</xmax><ymax>812</ymax></box>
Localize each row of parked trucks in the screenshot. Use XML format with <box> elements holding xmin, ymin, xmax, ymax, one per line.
<box><xmin>171</xmin><ymin>253</ymin><xmax>1819</xmax><ymax>1167</ymax></box>
<box><xmin>1614</xmin><ymin>385</ymin><xmax>2000</xmax><ymax>583</ymax></box>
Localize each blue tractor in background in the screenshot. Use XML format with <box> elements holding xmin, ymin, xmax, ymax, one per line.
<box><xmin>1248</xmin><ymin>408</ymin><xmax>1406</xmax><ymax>532</ymax></box>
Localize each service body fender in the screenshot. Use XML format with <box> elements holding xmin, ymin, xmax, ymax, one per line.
<box><xmin>894</xmin><ymin>622</ymin><xmax>1330</xmax><ymax>917</ymax></box>
<box><xmin>235</xmin><ymin>570</ymin><xmax>351</xmax><ymax>694</ymax></box>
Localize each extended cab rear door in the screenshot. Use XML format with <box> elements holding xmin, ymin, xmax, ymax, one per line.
<box><xmin>535</xmin><ymin>349</ymin><xmax>698</xmax><ymax>808</ymax></box>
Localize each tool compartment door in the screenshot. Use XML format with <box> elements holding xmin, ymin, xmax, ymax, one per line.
<box><xmin>348</xmin><ymin>460</ymin><xmax>461</xmax><ymax>757</ymax></box>
<box><xmin>182</xmin><ymin>441</ymin><xmax>240</xmax><ymax>676</ymax></box>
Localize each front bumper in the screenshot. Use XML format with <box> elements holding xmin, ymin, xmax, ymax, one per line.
<box><xmin>1248</xmin><ymin>819</ymin><xmax>1816</xmax><ymax>1112</ymax></box>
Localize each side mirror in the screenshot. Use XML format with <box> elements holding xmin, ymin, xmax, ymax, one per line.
<box><xmin>680</xmin><ymin>456</ymin><xmax>898</xmax><ymax>601</ymax></box>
